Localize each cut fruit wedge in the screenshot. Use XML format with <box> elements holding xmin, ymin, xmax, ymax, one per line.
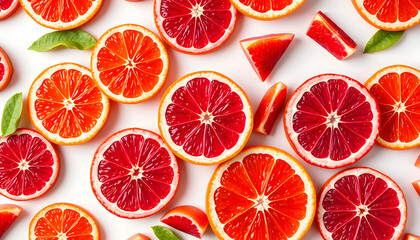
<box><xmin>206</xmin><ymin>146</ymin><xmax>316</xmax><ymax>240</ymax></box>
<box><xmin>240</xmin><ymin>34</ymin><xmax>294</xmax><ymax>82</ymax></box>
<box><xmin>154</xmin><ymin>0</ymin><xmax>237</xmax><ymax>54</ymax></box>
<box><xmin>0</xmin><ymin>128</ymin><xmax>60</xmax><ymax>201</ymax></box>
<box><xmin>307</xmin><ymin>11</ymin><xmax>357</xmax><ymax>61</ymax></box>
<box><xmin>128</xmin><ymin>233</ymin><xmax>151</xmax><ymax>240</ymax></box>
<box><xmin>284</xmin><ymin>74</ymin><xmax>380</xmax><ymax>168</ymax></box>
<box><xmin>0</xmin><ymin>47</ymin><xmax>13</xmax><ymax>91</ymax></box>
<box><xmin>158</xmin><ymin>71</ymin><xmax>253</xmax><ymax>165</ymax></box>
<box><xmin>404</xmin><ymin>233</ymin><xmax>420</xmax><ymax>240</ymax></box>
<box><xmin>413</xmin><ymin>180</ymin><xmax>420</xmax><ymax>197</ymax></box>
<box><xmin>317</xmin><ymin>167</ymin><xmax>407</xmax><ymax>240</ymax></box>
<box><xmin>29</xmin><ymin>203</ymin><xmax>100</xmax><ymax>240</ymax></box>
<box><xmin>230</xmin><ymin>0</ymin><xmax>306</xmax><ymax>20</ymax></box>
<box><xmin>0</xmin><ymin>204</ymin><xmax>22</xmax><ymax>238</ymax></box>
<box><xmin>161</xmin><ymin>205</ymin><xmax>209</xmax><ymax>239</ymax></box>
<box><xmin>416</xmin><ymin>154</ymin><xmax>420</xmax><ymax>167</ymax></box>
<box><xmin>91</xmin><ymin>128</ymin><xmax>179</xmax><ymax>219</ymax></box>
<box><xmin>365</xmin><ymin>65</ymin><xmax>420</xmax><ymax>150</ymax></box>
<box><xmin>254</xmin><ymin>82</ymin><xmax>287</xmax><ymax>135</ymax></box>
<box><xmin>91</xmin><ymin>24</ymin><xmax>169</xmax><ymax>103</ymax></box>
<box><xmin>0</xmin><ymin>0</ymin><xmax>19</xmax><ymax>20</ymax></box>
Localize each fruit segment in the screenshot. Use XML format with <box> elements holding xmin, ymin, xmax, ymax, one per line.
<box><xmin>128</xmin><ymin>233</ymin><xmax>151</xmax><ymax>240</ymax></box>
<box><xmin>254</xmin><ymin>82</ymin><xmax>287</xmax><ymax>135</ymax></box>
<box><xmin>240</xmin><ymin>34</ymin><xmax>294</xmax><ymax>82</ymax></box>
<box><xmin>416</xmin><ymin>154</ymin><xmax>420</xmax><ymax>168</ymax></box>
<box><xmin>0</xmin><ymin>0</ymin><xmax>19</xmax><ymax>20</ymax></box>
<box><xmin>0</xmin><ymin>47</ymin><xmax>13</xmax><ymax>91</ymax></box>
<box><xmin>0</xmin><ymin>204</ymin><xmax>22</xmax><ymax>238</ymax></box>
<box><xmin>307</xmin><ymin>11</ymin><xmax>357</xmax><ymax>60</ymax></box>
<box><xmin>404</xmin><ymin>233</ymin><xmax>420</xmax><ymax>240</ymax></box>
<box><xmin>413</xmin><ymin>180</ymin><xmax>420</xmax><ymax>197</ymax></box>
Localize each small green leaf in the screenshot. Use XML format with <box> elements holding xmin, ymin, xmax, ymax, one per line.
<box><xmin>152</xmin><ymin>226</ymin><xmax>182</xmax><ymax>240</ymax></box>
<box><xmin>364</xmin><ymin>30</ymin><xmax>405</xmax><ymax>53</ymax></box>
<box><xmin>1</xmin><ymin>93</ymin><xmax>23</xmax><ymax>137</ymax></box>
<box><xmin>29</xmin><ymin>29</ymin><xmax>97</xmax><ymax>52</ymax></box>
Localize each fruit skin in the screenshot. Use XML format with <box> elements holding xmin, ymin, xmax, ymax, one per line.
<box><xmin>0</xmin><ymin>47</ymin><xmax>13</xmax><ymax>91</ymax></box>
<box><xmin>229</xmin><ymin>0</ymin><xmax>306</xmax><ymax>20</ymax></box>
<box><xmin>128</xmin><ymin>233</ymin><xmax>151</xmax><ymax>240</ymax></box>
<box><xmin>161</xmin><ymin>205</ymin><xmax>208</xmax><ymax>239</ymax></box>
<box><xmin>254</xmin><ymin>82</ymin><xmax>287</xmax><ymax>135</ymax></box>
<box><xmin>0</xmin><ymin>204</ymin><xmax>22</xmax><ymax>238</ymax></box>
<box><xmin>307</xmin><ymin>11</ymin><xmax>357</xmax><ymax>60</ymax></box>
<box><xmin>0</xmin><ymin>0</ymin><xmax>19</xmax><ymax>20</ymax></box>
<box><xmin>404</xmin><ymin>233</ymin><xmax>420</xmax><ymax>240</ymax></box>
<box><xmin>416</xmin><ymin>154</ymin><xmax>420</xmax><ymax>168</ymax></box>
<box><xmin>413</xmin><ymin>180</ymin><xmax>420</xmax><ymax>197</ymax></box>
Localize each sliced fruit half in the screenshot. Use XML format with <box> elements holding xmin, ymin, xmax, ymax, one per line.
<box><xmin>91</xmin><ymin>128</ymin><xmax>179</xmax><ymax>219</ymax></box>
<box><xmin>28</xmin><ymin>63</ymin><xmax>109</xmax><ymax>145</ymax></box>
<box><xmin>206</xmin><ymin>146</ymin><xmax>316</xmax><ymax>240</ymax></box>
<box><xmin>0</xmin><ymin>0</ymin><xmax>19</xmax><ymax>20</ymax></box>
<box><xmin>404</xmin><ymin>233</ymin><xmax>420</xmax><ymax>240</ymax></box>
<box><xmin>91</xmin><ymin>24</ymin><xmax>169</xmax><ymax>103</ymax></box>
<box><xmin>284</xmin><ymin>74</ymin><xmax>380</xmax><ymax>168</ymax></box>
<box><xmin>154</xmin><ymin>0</ymin><xmax>237</xmax><ymax>54</ymax></box>
<box><xmin>317</xmin><ymin>167</ymin><xmax>407</xmax><ymax>240</ymax></box>
<box><xmin>365</xmin><ymin>65</ymin><xmax>420</xmax><ymax>150</ymax></box>
<box><xmin>307</xmin><ymin>11</ymin><xmax>357</xmax><ymax>61</ymax></box>
<box><xmin>240</xmin><ymin>34</ymin><xmax>294</xmax><ymax>82</ymax></box>
<box><xmin>0</xmin><ymin>128</ymin><xmax>60</xmax><ymax>201</ymax></box>
<box><xmin>0</xmin><ymin>204</ymin><xmax>22</xmax><ymax>238</ymax></box>
<box><xmin>161</xmin><ymin>205</ymin><xmax>209</xmax><ymax>239</ymax></box>
<box><xmin>128</xmin><ymin>233</ymin><xmax>151</xmax><ymax>240</ymax></box>
<box><xmin>158</xmin><ymin>71</ymin><xmax>253</xmax><ymax>165</ymax></box>
<box><xmin>0</xmin><ymin>47</ymin><xmax>13</xmax><ymax>91</ymax></box>
<box><xmin>230</xmin><ymin>0</ymin><xmax>306</xmax><ymax>20</ymax></box>
<box><xmin>29</xmin><ymin>203</ymin><xmax>100</xmax><ymax>240</ymax></box>
<box><xmin>413</xmin><ymin>180</ymin><xmax>420</xmax><ymax>197</ymax></box>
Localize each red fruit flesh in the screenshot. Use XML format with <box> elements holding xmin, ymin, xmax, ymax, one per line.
<box><xmin>307</xmin><ymin>11</ymin><xmax>357</xmax><ymax>60</ymax></box>
<box><xmin>161</xmin><ymin>205</ymin><xmax>208</xmax><ymax>239</ymax></box>
<box><xmin>415</xmin><ymin>154</ymin><xmax>420</xmax><ymax>167</ymax></box>
<box><xmin>404</xmin><ymin>233</ymin><xmax>420</xmax><ymax>240</ymax></box>
<box><xmin>163</xmin><ymin>216</ymin><xmax>202</xmax><ymax>238</ymax></box>
<box><xmin>413</xmin><ymin>180</ymin><xmax>420</xmax><ymax>197</ymax></box>
<box><xmin>0</xmin><ymin>204</ymin><xmax>22</xmax><ymax>238</ymax></box>
<box><xmin>0</xmin><ymin>0</ymin><xmax>19</xmax><ymax>20</ymax></box>
<box><xmin>128</xmin><ymin>233</ymin><xmax>151</xmax><ymax>240</ymax></box>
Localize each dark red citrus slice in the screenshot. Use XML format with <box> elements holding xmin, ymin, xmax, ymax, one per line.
<box><xmin>0</xmin><ymin>204</ymin><xmax>22</xmax><ymax>238</ymax></box>
<box><xmin>0</xmin><ymin>47</ymin><xmax>13</xmax><ymax>91</ymax></box>
<box><xmin>0</xmin><ymin>0</ymin><xmax>19</xmax><ymax>20</ymax></box>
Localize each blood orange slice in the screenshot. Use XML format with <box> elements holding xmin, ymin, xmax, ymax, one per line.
<box><xmin>0</xmin><ymin>47</ymin><xmax>13</xmax><ymax>92</ymax></box>
<box><xmin>365</xmin><ymin>65</ymin><xmax>420</xmax><ymax>150</ymax></box>
<box><xmin>317</xmin><ymin>167</ymin><xmax>407</xmax><ymax>240</ymax></box>
<box><xmin>230</xmin><ymin>0</ymin><xmax>306</xmax><ymax>20</ymax></box>
<box><xmin>29</xmin><ymin>203</ymin><xmax>100</xmax><ymax>240</ymax></box>
<box><xmin>206</xmin><ymin>146</ymin><xmax>316</xmax><ymax>240</ymax></box>
<box><xmin>0</xmin><ymin>129</ymin><xmax>59</xmax><ymax>201</ymax></box>
<box><xmin>413</xmin><ymin>180</ymin><xmax>420</xmax><ymax>197</ymax></box>
<box><xmin>91</xmin><ymin>24</ymin><xmax>169</xmax><ymax>103</ymax></box>
<box><xmin>284</xmin><ymin>74</ymin><xmax>380</xmax><ymax>169</ymax></box>
<box><xmin>416</xmin><ymin>154</ymin><xmax>420</xmax><ymax>167</ymax></box>
<box><xmin>158</xmin><ymin>71</ymin><xmax>253</xmax><ymax>165</ymax></box>
<box><xmin>351</xmin><ymin>0</ymin><xmax>420</xmax><ymax>31</ymax></box>
<box><xmin>91</xmin><ymin>128</ymin><xmax>179</xmax><ymax>219</ymax></box>
<box><xmin>19</xmin><ymin>0</ymin><xmax>103</xmax><ymax>30</ymax></box>
<box><xmin>0</xmin><ymin>0</ymin><xmax>19</xmax><ymax>20</ymax></box>
<box><xmin>128</xmin><ymin>233</ymin><xmax>151</xmax><ymax>240</ymax></box>
<box><xmin>28</xmin><ymin>63</ymin><xmax>109</xmax><ymax>145</ymax></box>
<box><xmin>0</xmin><ymin>204</ymin><xmax>22</xmax><ymax>238</ymax></box>
<box><xmin>154</xmin><ymin>0</ymin><xmax>237</xmax><ymax>54</ymax></box>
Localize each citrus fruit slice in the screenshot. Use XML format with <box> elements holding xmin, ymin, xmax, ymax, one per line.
<box><xmin>154</xmin><ymin>0</ymin><xmax>237</xmax><ymax>54</ymax></box>
<box><xmin>91</xmin><ymin>24</ymin><xmax>169</xmax><ymax>103</ymax></box>
<box><xmin>206</xmin><ymin>146</ymin><xmax>316</xmax><ymax>240</ymax></box>
<box><xmin>416</xmin><ymin>154</ymin><xmax>420</xmax><ymax>167</ymax></box>
<box><xmin>307</xmin><ymin>11</ymin><xmax>357</xmax><ymax>61</ymax></box>
<box><xmin>240</xmin><ymin>33</ymin><xmax>294</xmax><ymax>82</ymax></box>
<box><xmin>413</xmin><ymin>180</ymin><xmax>420</xmax><ymax>197</ymax></box>
<box><xmin>0</xmin><ymin>204</ymin><xmax>22</xmax><ymax>238</ymax></box>
<box><xmin>29</xmin><ymin>203</ymin><xmax>100</xmax><ymax>240</ymax></box>
<box><xmin>317</xmin><ymin>167</ymin><xmax>407</xmax><ymax>240</ymax></box>
<box><xmin>161</xmin><ymin>205</ymin><xmax>209</xmax><ymax>239</ymax></box>
<box><xmin>128</xmin><ymin>233</ymin><xmax>151</xmax><ymax>240</ymax></box>
<box><xmin>0</xmin><ymin>0</ymin><xmax>19</xmax><ymax>20</ymax></box>
<box><xmin>254</xmin><ymin>81</ymin><xmax>287</xmax><ymax>135</ymax></box>
<box><xmin>28</xmin><ymin>63</ymin><xmax>109</xmax><ymax>145</ymax></box>
<box><xmin>19</xmin><ymin>0</ymin><xmax>103</xmax><ymax>30</ymax></box>
<box><xmin>365</xmin><ymin>65</ymin><xmax>420</xmax><ymax>150</ymax></box>
<box><xmin>404</xmin><ymin>233</ymin><xmax>420</xmax><ymax>240</ymax></box>
<box><xmin>158</xmin><ymin>71</ymin><xmax>253</xmax><ymax>165</ymax></box>
<box><xmin>351</xmin><ymin>0</ymin><xmax>420</xmax><ymax>31</ymax></box>
<box><xmin>284</xmin><ymin>74</ymin><xmax>380</xmax><ymax>169</ymax></box>
<box><xmin>91</xmin><ymin>128</ymin><xmax>179</xmax><ymax>219</ymax></box>
<box><xmin>229</xmin><ymin>0</ymin><xmax>306</xmax><ymax>20</ymax></box>
<box><xmin>0</xmin><ymin>128</ymin><xmax>60</xmax><ymax>201</ymax></box>
<box><xmin>0</xmin><ymin>47</ymin><xmax>13</xmax><ymax>91</ymax></box>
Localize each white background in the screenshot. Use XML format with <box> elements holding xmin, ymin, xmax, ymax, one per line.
<box><xmin>0</xmin><ymin>0</ymin><xmax>419</xmax><ymax>239</ymax></box>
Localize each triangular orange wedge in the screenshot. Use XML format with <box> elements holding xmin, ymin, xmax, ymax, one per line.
<box><xmin>0</xmin><ymin>204</ymin><xmax>22</xmax><ymax>238</ymax></box>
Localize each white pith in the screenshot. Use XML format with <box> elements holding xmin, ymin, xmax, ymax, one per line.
<box><xmin>231</xmin><ymin>0</ymin><xmax>305</xmax><ymax>20</ymax></box>
<box><xmin>0</xmin><ymin>0</ymin><xmax>18</xmax><ymax>19</ymax></box>
<box><xmin>28</xmin><ymin>63</ymin><xmax>110</xmax><ymax>145</ymax></box>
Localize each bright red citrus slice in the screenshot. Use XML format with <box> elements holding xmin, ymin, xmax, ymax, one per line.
<box><xmin>206</xmin><ymin>146</ymin><xmax>316</xmax><ymax>240</ymax></box>
<box><xmin>416</xmin><ymin>154</ymin><xmax>420</xmax><ymax>167</ymax></box>
<box><xmin>128</xmin><ymin>233</ymin><xmax>151</xmax><ymax>240</ymax></box>
<box><xmin>19</xmin><ymin>0</ymin><xmax>103</xmax><ymax>30</ymax></box>
<box><xmin>0</xmin><ymin>0</ymin><xmax>19</xmax><ymax>20</ymax></box>
<box><xmin>284</xmin><ymin>74</ymin><xmax>380</xmax><ymax>168</ymax></box>
<box><xmin>0</xmin><ymin>128</ymin><xmax>59</xmax><ymax>201</ymax></box>
<box><xmin>365</xmin><ymin>65</ymin><xmax>420</xmax><ymax>150</ymax></box>
<box><xmin>0</xmin><ymin>204</ymin><xmax>22</xmax><ymax>238</ymax></box>
<box><xmin>240</xmin><ymin>34</ymin><xmax>294</xmax><ymax>82</ymax></box>
<box><xmin>404</xmin><ymin>233</ymin><xmax>420</xmax><ymax>240</ymax></box>
<box><xmin>91</xmin><ymin>128</ymin><xmax>180</xmax><ymax>219</ymax></box>
<box><xmin>229</xmin><ymin>0</ymin><xmax>306</xmax><ymax>20</ymax></box>
<box><xmin>0</xmin><ymin>47</ymin><xmax>13</xmax><ymax>91</ymax></box>
<box><xmin>154</xmin><ymin>0</ymin><xmax>237</xmax><ymax>54</ymax></box>
<box><xmin>413</xmin><ymin>180</ymin><xmax>420</xmax><ymax>197</ymax></box>
<box><xmin>29</xmin><ymin>203</ymin><xmax>100</xmax><ymax>240</ymax></box>
<box><xmin>317</xmin><ymin>167</ymin><xmax>407</xmax><ymax>240</ymax></box>
<box><xmin>158</xmin><ymin>71</ymin><xmax>253</xmax><ymax>165</ymax></box>
<box><xmin>161</xmin><ymin>205</ymin><xmax>209</xmax><ymax>239</ymax></box>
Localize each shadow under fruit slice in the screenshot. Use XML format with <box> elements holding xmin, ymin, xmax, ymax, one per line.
<box><xmin>317</xmin><ymin>167</ymin><xmax>407</xmax><ymax>240</ymax></box>
<box><xmin>0</xmin><ymin>128</ymin><xmax>59</xmax><ymax>201</ymax></box>
<box><xmin>0</xmin><ymin>204</ymin><xmax>22</xmax><ymax>238</ymax></box>
<box><xmin>0</xmin><ymin>47</ymin><xmax>13</xmax><ymax>91</ymax></box>
<box><xmin>91</xmin><ymin>128</ymin><xmax>179</xmax><ymax>219</ymax></box>
<box><xmin>206</xmin><ymin>146</ymin><xmax>316</xmax><ymax>240</ymax></box>
<box><xmin>284</xmin><ymin>74</ymin><xmax>380</xmax><ymax>169</ymax></box>
<box><xmin>0</xmin><ymin>0</ymin><xmax>19</xmax><ymax>20</ymax></box>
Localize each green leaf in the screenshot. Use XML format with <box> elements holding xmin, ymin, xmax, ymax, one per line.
<box><xmin>1</xmin><ymin>93</ymin><xmax>23</xmax><ymax>137</ymax></box>
<box><xmin>29</xmin><ymin>29</ymin><xmax>97</xmax><ymax>52</ymax></box>
<box><xmin>364</xmin><ymin>30</ymin><xmax>405</xmax><ymax>53</ymax></box>
<box><xmin>152</xmin><ymin>226</ymin><xmax>182</xmax><ymax>240</ymax></box>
